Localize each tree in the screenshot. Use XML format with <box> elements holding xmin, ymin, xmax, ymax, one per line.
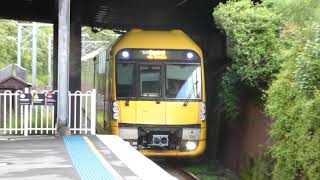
<box><xmin>0</xmin><ymin>20</ymin><xmax>117</xmax><ymax>88</ymax></box>
<box><xmin>0</xmin><ymin>20</ymin><xmax>17</xmax><ymax>69</ymax></box>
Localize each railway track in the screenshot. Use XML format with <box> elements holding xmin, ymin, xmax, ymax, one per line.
<box><xmin>155</xmin><ymin>159</ymin><xmax>239</xmax><ymax>180</ymax></box>
<box><xmin>160</xmin><ymin>164</ymin><xmax>199</xmax><ymax>180</ymax></box>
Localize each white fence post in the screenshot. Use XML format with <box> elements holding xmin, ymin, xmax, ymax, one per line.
<box><xmin>24</xmin><ymin>88</ymin><xmax>29</xmax><ymax>136</ymax></box>
<box><xmin>90</xmin><ymin>89</ymin><xmax>96</xmax><ymax>135</ymax></box>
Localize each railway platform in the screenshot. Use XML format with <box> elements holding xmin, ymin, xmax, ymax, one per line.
<box><xmin>0</xmin><ymin>135</ymin><xmax>176</xmax><ymax>180</ymax></box>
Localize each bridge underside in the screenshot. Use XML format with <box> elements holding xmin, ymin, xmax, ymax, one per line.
<box><xmin>0</xmin><ymin>0</ymin><xmax>217</xmax><ymax>34</ymax></box>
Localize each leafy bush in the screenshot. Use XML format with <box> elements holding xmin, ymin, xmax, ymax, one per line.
<box><xmin>295</xmin><ymin>25</ymin><xmax>320</xmax><ymax>96</ymax></box>
<box><xmin>240</xmin><ymin>153</ymin><xmax>274</xmax><ymax>180</ymax></box>
<box><xmin>213</xmin><ymin>0</ymin><xmax>281</xmax><ymax>119</ymax></box>
<box><xmin>213</xmin><ymin>0</ymin><xmax>320</xmax><ymax>179</ymax></box>
<box><xmin>266</xmin><ymin>24</ymin><xmax>320</xmax><ymax>179</ymax></box>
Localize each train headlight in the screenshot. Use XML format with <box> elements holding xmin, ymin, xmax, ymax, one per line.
<box><xmin>113</xmin><ymin>113</ymin><xmax>119</xmax><ymax>120</ymax></box>
<box><xmin>185</xmin><ymin>141</ymin><xmax>197</xmax><ymax>151</ymax></box>
<box><xmin>113</xmin><ymin>106</ymin><xmax>119</xmax><ymax>113</ymax></box>
<box><xmin>113</xmin><ymin>101</ymin><xmax>118</xmax><ymax>107</ymax></box>
<box><xmin>200</xmin><ymin>102</ymin><xmax>206</xmax><ymax>121</ymax></box>
<box><xmin>112</xmin><ymin>101</ymin><xmax>120</xmax><ymax>120</ymax></box>
<box><xmin>121</xmin><ymin>51</ymin><xmax>130</xmax><ymax>58</ymax></box>
<box><xmin>200</xmin><ymin>114</ymin><xmax>206</xmax><ymax>121</ymax></box>
<box><xmin>187</xmin><ymin>52</ymin><xmax>194</xmax><ymax>59</ymax></box>
<box><xmin>201</xmin><ymin>102</ymin><xmax>206</xmax><ymax>111</ymax></box>
<box><xmin>201</xmin><ymin>106</ymin><xmax>206</xmax><ymax>114</ymax></box>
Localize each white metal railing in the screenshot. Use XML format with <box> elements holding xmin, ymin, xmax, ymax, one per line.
<box><xmin>25</xmin><ymin>89</ymin><xmax>57</xmax><ymax>136</ymax></box>
<box><xmin>68</xmin><ymin>89</ymin><xmax>96</xmax><ymax>135</ymax></box>
<box><xmin>0</xmin><ymin>89</ymin><xmax>96</xmax><ymax>136</ymax></box>
<box><xmin>0</xmin><ymin>90</ymin><xmax>24</xmax><ymax>135</ymax></box>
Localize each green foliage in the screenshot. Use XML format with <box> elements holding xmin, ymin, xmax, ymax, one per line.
<box><xmin>266</xmin><ymin>24</ymin><xmax>320</xmax><ymax>179</ymax></box>
<box><xmin>213</xmin><ymin>0</ymin><xmax>281</xmax><ymax>119</ymax></box>
<box><xmin>184</xmin><ymin>161</ymin><xmax>237</xmax><ymax>180</ymax></box>
<box><xmin>295</xmin><ymin>24</ymin><xmax>320</xmax><ymax>96</ymax></box>
<box><xmin>239</xmin><ymin>153</ymin><xmax>274</xmax><ymax>180</ymax></box>
<box><xmin>0</xmin><ymin>20</ymin><xmax>53</xmax><ymax>87</ymax></box>
<box><xmin>264</xmin><ymin>0</ymin><xmax>320</xmax><ymax>24</ymax></box>
<box><xmin>213</xmin><ymin>0</ymin><xmax>320</xmax><ymax>179</ymax></box>
<box><xmin>220</xmin><ymin>69</ymin><xmax>241</xmax><ymax>120</ymax></box>
<box><xmin>0</xmin><ymin>21</ymin><xmax>117</xmax><ymax>88</ymax></box>
<box><xmin>0</xmin><ymin>20</ymin><xmax>17</xmax><ymax>68</ymax></box>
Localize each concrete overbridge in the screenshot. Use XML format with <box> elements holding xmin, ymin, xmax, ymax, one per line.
<box><xmin>0</xmin><ymin>0</ymin><xmax>217</xmax><ymax>33</ymax></box>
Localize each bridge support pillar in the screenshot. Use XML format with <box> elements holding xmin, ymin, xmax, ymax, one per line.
<box><xmin>57</xmin><ymin>0</ymin><xmax>70</xmax><ymax>134</ymax></box>
<box><xmin>69</xmin><ymin>1</ymin><xmax>82</xmax><ymax>129</ymax></box>
<box><xmin>69</xmin><ymin>1</ymin><xmax>81</xmax><ymax>93</ymax></box>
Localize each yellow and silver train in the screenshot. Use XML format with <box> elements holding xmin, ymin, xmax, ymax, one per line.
<box><xmin>82</xmin><ymin>29</ymin><xmax>206</xmax><ymax>157</ymax></box>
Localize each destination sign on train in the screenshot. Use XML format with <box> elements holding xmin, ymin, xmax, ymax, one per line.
<box><xmin>117</xmin><ymin>49</ymin><xmax>200</xmax><ymax>61</ymax></box>
<box><xmin>142</xmin><ymin>50</ymin><xmax>167</xmax><ymax>60</ymax></box>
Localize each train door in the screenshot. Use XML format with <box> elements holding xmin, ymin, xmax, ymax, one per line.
<box><xmin>165</xmin><ymin>64</ymin><xmax>202</xmax><ymax>125</ymax></box>
<box><xmin>136</xmin><ymin>64</ymin><xmax>166</xmax><ymax>125</ymax></box>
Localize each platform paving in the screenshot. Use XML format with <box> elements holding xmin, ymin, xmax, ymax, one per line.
<box><xmin>0</xmin><ymin>136</ymin><xmax>79</xmax><ymax>180</ymax></box>
<box><xmin>0</xmin><ymin>135</ymin><xmax>175</xmax><ymax>180</ymax></box>
<box><xmin>88</xmin><ymin>136</ymin><xmax>140</xmax><ymax>180</ymax></box>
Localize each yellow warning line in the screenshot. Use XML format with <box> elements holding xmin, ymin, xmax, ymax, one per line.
<box><xmin>83</xmin><ymin>136</ymin><xmax>123</xmax><ymax>180</ymax></box>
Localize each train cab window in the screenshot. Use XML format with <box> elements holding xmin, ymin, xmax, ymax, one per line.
<box><xmin>139</xmin><ymin>65</ymin><xmax>161</xmax><ymax>97</ymax></box>
<box><xmin>166</xmin><ymin>64</ymin><xmax>201</xmax><ymax>99</ymax></box>
<box><xmin>116</xmin><ymin>63</ymin><xmax>136</xmax><ymax>98</ymax></box>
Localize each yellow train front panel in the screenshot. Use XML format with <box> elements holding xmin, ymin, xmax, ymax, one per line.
<box><xmin>112</xmin><ymin>100</ymin><xmax>206</xmax><ymax>157</ymax></box>
<box><xmin>135</xmin><ymin>101</ymin><xmax>166</xmax><ymax>125</ymax></box>
<box><xmin>118</xmin><ymin>101</ymin><xmax>201</xmax><ymax>125</ymax></box>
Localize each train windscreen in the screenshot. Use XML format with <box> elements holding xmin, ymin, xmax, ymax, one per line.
<box><xmin>116</xmin><ymin>63</ymin><xmax>136</xmax><ymax>98</ymax></box>
<box><xmin>116</xmin><ymin>62</ymin><xmax>202</xmax><ymax>100</ymax></box>
<box><xmin>165</xmin><ymin>64</ymin><xmax>201</xmax><ymax>99</ymax></box>
<box><xmin>139</xmin><ymin>65</ymin><xmax>162</xmax><ymax>97</ymax></box>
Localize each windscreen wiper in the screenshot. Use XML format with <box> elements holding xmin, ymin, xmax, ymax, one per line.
<box><xmin>125</xmin><ymin>98</ymin><xmax>130</xmax><ymax>106</ymax></box>
<box><xmin>183</xmin><ymin>80</ymin><xmax>198</xmax><ymax>106</ymax></box>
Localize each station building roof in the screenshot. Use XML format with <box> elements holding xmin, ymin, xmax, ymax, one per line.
<box><xmin>0</xmin><ymin>64</ymin><xmax>31</xmax><ymax>90</ymax></box>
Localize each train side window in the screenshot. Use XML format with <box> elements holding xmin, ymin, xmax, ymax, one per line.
<box><xmin>139</xmin><ymin>65</ymin><xmax>161</xmax><ymax>98</ymax></box>
<box><xmin>116</xmin><ymin>63</ymin><xmax>136</xmax><ymax>98</ymax></box>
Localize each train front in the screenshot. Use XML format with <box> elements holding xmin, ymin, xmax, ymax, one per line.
<box><xmin>111</xmin><ymin>30</ymin><xmax>206</xmax><ymax>157</ymax></box>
